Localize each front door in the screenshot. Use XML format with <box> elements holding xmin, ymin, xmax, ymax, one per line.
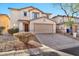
<box><xmin>24</xmin><ymin>23</ymin><xmax>29</xmax><ymax>31</ymax></box>
<box><xmin>23</xmin><ymin>21</ymin><xmax>30</xmax><ymax>32</ymax></box>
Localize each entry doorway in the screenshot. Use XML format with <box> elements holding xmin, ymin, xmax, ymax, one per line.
<box><xmin>18</xmin><ymin>20</ymin><xmax>30</xmax><ymax>32</ymax></box>
<box><xmin>23</xmin><ymin>20</ymin><xmax>30</xmax><ymax>32</ymax></box>
<box><xmin>23</xmin><ymin>23</ymin><xmax>29</xmax><ymax>31</ymax></box>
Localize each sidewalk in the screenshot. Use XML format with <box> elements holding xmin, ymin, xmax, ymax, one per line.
<box><xmin>58</xmin><ymin>32</ymin><xmax>79</xmax><ymax>40</ymax></box>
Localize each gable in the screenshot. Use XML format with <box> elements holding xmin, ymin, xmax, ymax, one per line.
<box><xmin>20</xmin><ymin>7</ymin><xmax>46</xmax><ymax>15</ymax></box>
<box><xmin>9</xmin><ymin>6</ymin><xmax>51</xmax><ymax>15</ymax></box>
<box><xmin>30</xmin><ymin>17</ymin><xmax>56</xmax><ymax>24</ymax></box>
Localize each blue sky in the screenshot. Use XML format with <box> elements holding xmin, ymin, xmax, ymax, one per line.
<box><xmin>0</xmin><ymin>3</ymin><xmax>65</xmax><ymax>16</ymax></box>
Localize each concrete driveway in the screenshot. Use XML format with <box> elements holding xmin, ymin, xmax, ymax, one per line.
<box><xmin>36</xmin><ymin>33</ymin><xmax>79</xmax><ymax>50</ymax></box>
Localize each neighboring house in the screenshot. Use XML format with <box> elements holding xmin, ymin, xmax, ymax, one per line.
<box><xmin>0</xmin><ymin>14</ymin><xmax>10</xmax><ymax>33</ymax></box>
<box><xmin>51</xmin><ymin>15</ymin><xmax>79</xmax><ymax>33</ymax></box>
<box><xmin>51</xmin><ymin>15</ymin><xmax>67</xmax><ymax>33</ymax></box>
<box><xmin>9</xmin><ymin>6</ymin><xmax>56</xmax><ymax>33</ymax></box>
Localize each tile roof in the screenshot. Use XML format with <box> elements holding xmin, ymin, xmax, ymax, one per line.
<box><xmin>52</xmin><ymin>15</ymin><xmax>79</xmax><ymax>19</ymax></box>
<box><xmin>8</xmin><ymin>6</ymin><xmax>51</xmax><ymax>15</ymax></box>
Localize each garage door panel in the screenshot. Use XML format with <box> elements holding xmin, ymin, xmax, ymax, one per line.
<box><xmin>34</xmin><ymin>23</ymin><xmax>53</xmax><ymax>33</ymax></box>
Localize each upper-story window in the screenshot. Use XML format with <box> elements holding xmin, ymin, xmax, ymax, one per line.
<box><xmin>32</xmin><ymin>12</ymin><xmax>39</xmax><ymax>19</ymax></box>
<box><xmin>24</xmin><ymin>12</ymin><xmax>27</xmax><ymax>16</ymax></box>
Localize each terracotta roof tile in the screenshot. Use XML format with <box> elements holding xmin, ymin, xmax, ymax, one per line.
<box><xmin>8</xmin><ymin>6</ymin><xmax>51</xmax><ymax>15</ymax></box>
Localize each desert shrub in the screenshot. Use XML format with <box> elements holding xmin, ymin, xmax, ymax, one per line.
<box><xmin>0</xmin><ymin>26</ymin><xmax>5</xmax><ymax>35</ymax></box>
<box><xmin>8</xmin><ymin>28</ymin><xmax>19</xmax><ymax>35</ymax></box>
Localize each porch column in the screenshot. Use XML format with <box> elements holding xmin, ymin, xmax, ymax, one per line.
<box><xmin>19</xmin><ymin>22</ymin><xmax>24</xmax><ymax>32</ymax></box>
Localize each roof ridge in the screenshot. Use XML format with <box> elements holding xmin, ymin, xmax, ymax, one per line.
<box><xmin>8</xmin><ymin>6</ymin><xmax>51</xmax><ymax>15</ymax></box>
<box><xmin>52</xmin><ymin>15</ymin><xmax>79</xmax><ymax>19</ymax></box>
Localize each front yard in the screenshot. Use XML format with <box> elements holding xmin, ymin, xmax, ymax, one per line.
<box><xmin>0</xmin><ymin>33</ymin><xmax>72</xmax><ymax>56</ymax></box>
<box><xmin>0</xmin><ymin>32</ymin><xmax>79</xmax><ymax>55</ymax></box>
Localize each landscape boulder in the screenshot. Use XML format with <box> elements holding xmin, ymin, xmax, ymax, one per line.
<box><xmin>14</xmin><ymin>32</ymin><xmax>42</xmax><ymax>48</ymax></box>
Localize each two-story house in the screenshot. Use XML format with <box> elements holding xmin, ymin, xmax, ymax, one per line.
<box><xmin>51</xmin><ymin>15</ymin><xmax>79</xmax><ymax>33</ymax></box>
<box><xmin>9</xmin><ymin>6</ymin><xmax>56</xmax><ymax>33</ymax></box>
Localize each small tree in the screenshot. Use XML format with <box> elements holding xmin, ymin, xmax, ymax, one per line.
<box><xmin>0</xmin><ymin>26</ymin><xmax>5</xmax><ymax>35</ymax></box>
<box><xmin>64</xmin><ymin>18</ymin><xmax>75</xmax><ymax>27</ymax></box>
<box><xmin>60</xmin><ymin>3</ymin><xmax>79</xmax><ymax>33</ymax></box>
<box><xmin>8</xmin><ymin>28</ymin><xmax>19</xmax><ymax>35</ymax></box>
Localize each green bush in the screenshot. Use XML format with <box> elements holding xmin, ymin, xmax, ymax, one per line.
<box><xmin>8</xmin><ymin>28</ymin><xmax>19</xmax><ymax>35</ymax></box>
<box><xmin>0</xmin><ymin>26</ymin><xmax>5</xmax><ymax>35</ymax></box>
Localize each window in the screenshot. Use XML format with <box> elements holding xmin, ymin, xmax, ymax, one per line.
<box><xmin>32</xmin><ymin>12</ymin><xmax>38</xmax><ymax>19</ymax></box>
<box><xmin>24</xmin><ymin>12</ymin><xmax>27</xmax><ymax>16</ymax></box>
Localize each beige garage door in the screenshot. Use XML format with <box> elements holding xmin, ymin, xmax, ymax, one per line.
<box><xmin>34</xmin><ymin>23</ymin><xmax>53</xmax><ymax>33</ymax></box>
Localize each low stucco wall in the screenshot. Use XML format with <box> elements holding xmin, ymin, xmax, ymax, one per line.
<box><xmin>0</xmin><ymin>14</ymin><xmax>10</xmax><ymax>33</ymax></box>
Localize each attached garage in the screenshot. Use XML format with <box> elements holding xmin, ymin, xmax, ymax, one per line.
<box><xmin>34</xmin><ymin>23</ymin><xmax>54</xmax><ymax>33</ymax></box>
<box><xmin>30</xmin><ymin>17</ymin><xmax>56</xmax><ymax>33</ymax></box>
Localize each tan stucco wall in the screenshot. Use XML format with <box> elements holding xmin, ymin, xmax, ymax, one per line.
<box><xmin>10</xmin><ymin>10</ymin><xmax>20</xmax><ymax>28</ymax></box>
<box><xmin>0</xmin><ymin>14</ymin><xmax>10</xmax><ymax>33</ymax></box>
<box><xmin>9</xmin><ymin>7</ymin><xmax>48</xmax><ymax>28</ymax></box>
